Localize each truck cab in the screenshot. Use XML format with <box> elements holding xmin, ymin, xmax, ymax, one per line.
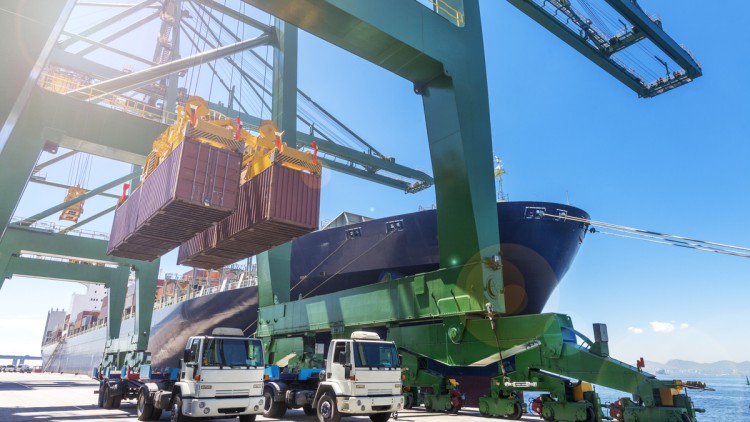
<box><xmin>98</xmin><ymin>327</ymin><xmax>265</xmax><ymax>422</ymax></box>
<box><xmin>315</xmin><ymin>331</ymin><xmax>403</xmax><ymax>422</ymax></box>
<box><xmin>262</xmin><ymin>331</ymin><xmax>403</xmax><ymax>422</ymax></box>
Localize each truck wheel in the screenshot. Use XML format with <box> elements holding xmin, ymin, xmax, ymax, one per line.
<box><xmin>102</xmin><ymin>384</ymin><xmax>116</xmax><ymax>409</ymax></box>
<box><xmin>171</xmin><ymin>393</ymin><xmax>192</xmax><ymax>422</ymax></box>
<box><xmin>317</xmin><ymin>392</ymin><xmax>341</xmax><ymax>422</ymax></box>
<box><xmin>97</xmin><ymin>383</ymin><xmax>105</xmax><ymax>408</ymax></box>
<box><xmin>262</xmin><ymin>387</ymin><xmax>287</xmax><ymax>418</ymax></box>
<box><xmin>137</xmin><ymin>388</ymin><xmax>155</xmax><ymax>421</ymax></box>
<box><xmin>370</xmin><ymin>413</ymin><xmax>391</xmax><ymax>422</ymax></box>
<box><xmin>303</xmin><ymin>405</ymin><xmax>316</xmax><ymax>416</ymax></box>
<box><xmin>403</xmin><ymin>393</ymin><xmax>414</xmax><ymax>410</ymax></box>
<box><xmin>238</xmin><ymin>415</ymin><xmax>256</xmax><ymax>422</ymax></box>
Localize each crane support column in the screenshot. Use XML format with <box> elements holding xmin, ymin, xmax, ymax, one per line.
<box><xmin>271</xmin><ymin>19</ymin><xmax>298</xmax><ymax>148</ymax></box>
<box><xmin>133</xmin><ymin>261</ymin><xmax>159</xmax><ymax>351</ymax></box>
<box><xmin>247</xmin><ymin>0</ymin><xmax>504</xmax><ymax>314</ymax></box>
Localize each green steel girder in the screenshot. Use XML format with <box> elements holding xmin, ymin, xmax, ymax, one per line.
<box><xmin>271</xmin><ymin>19</ymin><xmax>299</xmax><ymax>148</ymax></box>
<box><xmin>242</xmin><ymin>0</ymin><xmax>446</xmax><ymax>86</ymax></box>
<box><xmin>0</xmin><ymin>0</ymin><xmax>75</xmax><ymax>143</ymax></box>
<box><xmin>57</xmin><ymin>0</ymin><xmax>159</xmax><ymax>50</ymax></box>
<box><xmin>15</xmin><ymin>170</ymin><xmax>138</xmax><ymax>226</ymax></box>
<box><xmin>0</xmin><ymin>225</ymin><xmax>159</xmax><ymax>348</ymax></box>
<box><xmin>256</xmin><ymin>264</ymin><xmax>494</xmax><ymax>337</ymax></box>
<box><xmin>602</xmin><ymin>0</ymin><xmax>702</xmax><ymax>78</ymax></box>
<box><xmin>34</xmin><ymin>150</ymin><xmax>77</xmax><ymax>172</ymax></box>
<box><xmin>23</xmin><ymin>88</ymin><xmax>165</xmax><ymax>164</ymax></box>
<box><xmin>257</xmin><ymin>242</ymin><xmax>292</xmax><ymax>308</ymax></box>
<box><xmin>59</xmin><ymin>205</ymin><xmax>117</xmax><ymax>234</ymax></box>
<box><xmin>30</xmin><ymin>178</ymin><xmax>121</xmax><ymax>200</ymax></box>
<box><xmin>504</xmin><ymin>0</ymin><xmax>702</xmax><ymax>97</ymax></box>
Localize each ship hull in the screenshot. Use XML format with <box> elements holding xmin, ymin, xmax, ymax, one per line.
<box><xmin>291</xmin><ymin>201</ymin><xmax>589</xmax><ymax>315</ymax></box>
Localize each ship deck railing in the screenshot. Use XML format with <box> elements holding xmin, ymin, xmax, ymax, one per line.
<box><xmin>43</xmin><ymin>275</ymin><xmax>258</xmax><ymax>345</ymax></box>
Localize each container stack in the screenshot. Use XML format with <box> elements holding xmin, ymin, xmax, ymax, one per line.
<box><xmin>178</xmin><ymin>163</ymin><xmax>321</xmax><ymax>269</ymax></box>
<box><xmin>107</xmin><ymin>138</ymin><xmax>242</xmax><ymax>261</ymax></box>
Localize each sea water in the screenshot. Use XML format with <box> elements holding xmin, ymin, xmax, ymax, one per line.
<box><xmin>591</xmin><ymin>375</ymin><xmax>750</xmax><ymax>421</ymax></box>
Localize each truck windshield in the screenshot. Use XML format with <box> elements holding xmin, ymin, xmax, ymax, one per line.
<box><xmin>202</xmin><ymin>338</ymin><xmax>264</xmax><ymax>368</ymax></box>
<box><xmin>353</xmin><ymin>341</ymin><xmax>399</xmax><ymax>368</ymax></box>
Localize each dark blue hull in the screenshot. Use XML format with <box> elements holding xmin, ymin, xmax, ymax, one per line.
<box><xmin>291</xmin><ymin>201</ymin><xmax>589</xmax><ymax>315</ymax></box>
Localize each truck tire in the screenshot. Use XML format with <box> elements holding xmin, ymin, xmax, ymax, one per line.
<box><xmin>171</xmin><ymin>393</ymin><xmax>193</xmax><ymax>422</ymax></box>
<box><xmin>102</xmin><ymin>384</ymin><xmax>116</xmax><ymax>409</ymax></box>
<box><xmin>303</xmin><ymin>405</ymin><xmax>316</xmax><ymax>416</ymax></box>
<box><xmin>97</xmin><ymin>383</ymin><xmax>105</xmax><ymax>408</ymax></box>
<box><xmin>317</xmin><ymin>392</ymin><xmax>341</xmax><ymax>422</ymax></box>
<box><xmin>238</xmin><ymin>415</ymin><xmax>256</xmax><ymax>422</ymax></box>
<box><xmin>370</xmin><ymin>413</ymin><xmax>391</xmax><ymax>422</ymax></box>
<box><xmin>137</xmin><ymin>388</ymin><xmax>155</xmax><ymax>421</ymax></box>
<box><xmin>262</xmin><ymin>387</ymin><xmax>287</xmax><ymax>418</ymax></box>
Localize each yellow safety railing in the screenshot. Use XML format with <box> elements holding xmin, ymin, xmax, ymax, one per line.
<box><xmin>38</xmin><ymin>70</ymin><xmax>263</xmax><ymax>132</ymax></box>
<box><xmin>428</xmin><ymin>0</ymin><xmax>465</xmax><ymax>27</ymax></box>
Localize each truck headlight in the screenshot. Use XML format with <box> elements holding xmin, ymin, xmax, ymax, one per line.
<box><xmin>199</xmin><ymin>402</ymin><xmax>205</xmax><ymax>409</ymax></box>
<box><xmin>203</xmin><ymin>408</ymin><xmax>210</xmax><ymax>414</ymax></box>
<box><xmin>355</xmin><ymin>384</ymin><xmax>365</xmax><ymax>389</ymax></box>
<box><xmin>253</xmin><ymin>383</ymin><xmax>262</xmax><ymax>389</ymax></box>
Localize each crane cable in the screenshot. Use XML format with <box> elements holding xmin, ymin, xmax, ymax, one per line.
<box><xmin>543</xmin><ymin>213</ymin><xmax>750</xmax><ymax>258</ymax></box>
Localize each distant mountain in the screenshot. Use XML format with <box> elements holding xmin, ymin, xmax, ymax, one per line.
<box><xmin>644</xmin><ymin>359</ymin><xmax>750</xmax><ymax>376</ymax></box>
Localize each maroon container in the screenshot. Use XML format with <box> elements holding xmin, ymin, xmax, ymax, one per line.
<box><xmin>136</xmin><ymin>138</ymin><xmax>241</xmax><ymax>242</ymax></box>
<box><xmin>108</xmin><ymin>138</ymin><xmax>241</xmax><ymax>261</ymax></box>
<box><xmin>107</xmin><ymin>188</ymin><xmax>140</xmax><ymax>254</ymax></box>
<box><xmin>176</xmin><ymin>163</ymin><xmax>321</xmax><ymax>268</ymax></box>
<box><xmin>107</xmin><ymin>188</ymin><xmax>161</xmax><ymax>261</ymax></box>
<box><xmin>175</xmin><ymin>225</ymin><xmax>226</xmax><ymax>269</ymax></box>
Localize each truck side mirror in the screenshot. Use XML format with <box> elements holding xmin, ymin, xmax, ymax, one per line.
<box><xmin>398</xmin><ymin>354</ymin><xmax>403</xmax><ymax>367</ymax></box>
<box><xmin>183</xmin><ymin>349</ymin><xmax>191</xmax><ymax>363</ymax></box>
<box><xmin>338</xmin><ymin>351</ymin><xmax>347</xmax><ymax>366</ymax></box>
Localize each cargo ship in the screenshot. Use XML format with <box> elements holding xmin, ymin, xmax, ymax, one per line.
<box><xmin>42</xmin><ymin>200</ymin><xmax>589</xmax><ymax>401</ymax></box>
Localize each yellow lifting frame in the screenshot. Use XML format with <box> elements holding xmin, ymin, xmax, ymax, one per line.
<box><xmin>140</xmin><ymin>96</ymin><xmax>321</xmax><ymax>186</ymax></box>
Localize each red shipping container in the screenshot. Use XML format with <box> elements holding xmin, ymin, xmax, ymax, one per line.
<box><xmin>107</xmin><ymin>139</ymin><xmax>242</xmax><ymax>261</ymax></box>
<box><xmin>177</xmin><ymin>163</ymin><xmax>321</xmax><ymax>268</ymax></box>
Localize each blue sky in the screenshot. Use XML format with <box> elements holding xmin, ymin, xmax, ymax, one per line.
<box><xmin>1</xmin><ymin>0</ymin><xmax>748</xmax><ymax>366</ymax></box>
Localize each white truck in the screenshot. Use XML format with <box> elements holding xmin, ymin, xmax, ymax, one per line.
<box><xmin>263</xmin><ymin>331</ymin><xmax>404</xmax><ymax>422</ymax></box>
<box><xmin>95</xmin><ymin>328</ymin><xmax>265</xmax><ymax>422</ymax></box>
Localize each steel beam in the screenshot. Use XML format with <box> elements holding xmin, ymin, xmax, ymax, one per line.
<box><xmin>30</xmin><ymin>178</ymin><xmax>121</xmax><ymax>200</ymax></box>
<box><xmin>271</xmin><ymin>19</ymin><xmax>298</xmax><ymax>148</ymax></box>
<box><xmin>192</xmin><ymin>0</ymin><xmax>271</xmax><ymax>33</ymax></box>
<box><xmin>22</xmin><ymin>88</ymin><xmax>164</xmax><ymax>164</ymax></box>
<box><xmin>68</xmin><ymin>34</ymin><xmax>272</xmax><ymax>98</ymax></box>
<box><xmin>62</xmin><ymin>31</ymin><xmax>156</xmax><ymax>65</ymax></box>
<box><xmin>0</xmin><ymin>0</ymin><xmax>76</xmax><ymax>153</ymax></box>
<box><xmin>75</xmin><ymin>12</ymin><xmax>162</xmax><ymax>59</ymax></box>
<box><xmin>33</xmin><ymin>151</ymin><xmax>78</xmax><ymax>172</ymax></box>
<box><xmin>4</xmin><ymin>256</ymin><xmax>124</xmax><ymax>286</ymax></box>
<box><xmin>16</xmin><ymin>170</ymin><xmax>138</xmax><ymax>226</ymax></box>
<box><xmin>241</xmin><ymin>0</ymin><xmax>446</xmax><ymax>85</ymax></box>
<box><xmin>59</xmin><ymin>205</ymin><xmax>117</xmax><ymax>234</ymax></box>
<box><xmin>505</xmin><ymin>0</ymin><xmax>644</xmax><ymax>94</ymax></box>
<box><xmin>603</xmin><ymin>0</ymin><xmax>702</xmax><ymax>78</ymax></box>
<box><xmin>58</xmin><ymin>0</ymin><xmax>159</xmax><ymax>49</ymax></box>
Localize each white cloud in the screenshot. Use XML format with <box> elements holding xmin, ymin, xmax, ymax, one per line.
<box><xmin>650</xmin><ymin>321</ymin><xmax>677</xmax><ymax>333</ymax></box>
<box><xmin>680</xmin><ymin>323</ymin><xmax>689</xmax><ymax>329</ymax></box>
<box><xmin>627</xmin><ymin>327</ymin><xmax>644</xmax><ymax>334</ymax></box>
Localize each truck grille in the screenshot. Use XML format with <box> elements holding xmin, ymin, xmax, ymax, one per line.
<box><xmin>215</xmin><ymin>389</ymin><xmax>250</xmax><ymax>397</ymax></box>
<box><xmin>368</xmin><ymin>389</ymin><xmax>392</xmax><ymax>396</ymax></box>
<box><xmin>218</xmin><ymin>407</ymin><xmax>246</xmax><ymax>414</ymax></box>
